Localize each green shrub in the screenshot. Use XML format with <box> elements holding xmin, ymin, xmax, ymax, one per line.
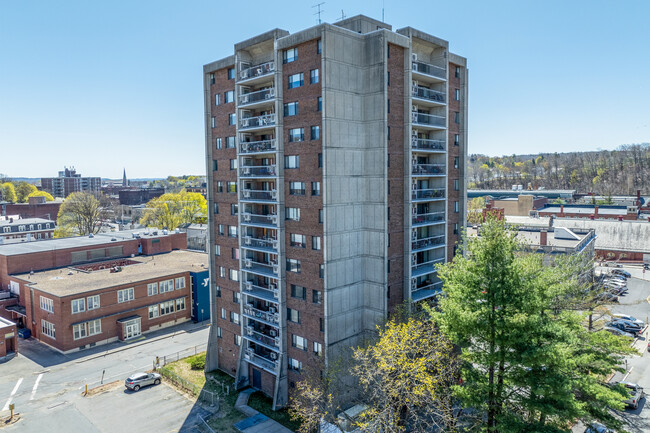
<box><xmin>189</xmin><ymin>353</ymin><xmax>206</xmax><ymax>370</ymax></box>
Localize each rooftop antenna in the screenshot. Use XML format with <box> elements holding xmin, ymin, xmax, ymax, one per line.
<box><xmin>312</xmin><ymin>2</ymin><xmax>325</xmax><ymax>24</ymax></box>
<box><xmin>340</xmin><ymin>9</ymin><xmax>346</xmax><ymax>20</ymax></box>
<box><xmin>382</xmin><ymin>0</ymin><xmax>385</xmax><ymax>22</ymax></box>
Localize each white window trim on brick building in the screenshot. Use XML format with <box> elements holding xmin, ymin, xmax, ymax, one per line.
<box><xmin>175</xmin><ymin>277</ymin><xmax>186</xmax><ymax>290</ymax></box>
<box><xmin>71</xmin><ymin>298</ymin><xmax>85</xmax><ymax>314</ymax></box>
<box><xmin>87</xmin><ymin>295</ymin><xmax>100</xmax><ymax>310</ymax></box>
<box><xmin>117</xmin><ymin>287</ymin><xmax>134</xmax><ymax>303</ymax></box>
<box><xmin>41</xmin><ymin>319</ymin><xmax>55</xmax><ymax>339</ymax></box>
<box><xmin>40</xmin><ymin>296</ymin><xmax>54</xmax><ymax>313</ymax></box>
<box><xmin>148</xmin><ymin>282</ymin><xmax>158</xmax><ymax>296</ymax></box>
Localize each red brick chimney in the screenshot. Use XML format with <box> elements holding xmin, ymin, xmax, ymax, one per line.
<box><xmin>594</xmin><ymin>205</ymin><xmax>599</xmax><ymax>217</ymax></box>
<box><xmin>560</xmin><ymin>205</ymin><xmax>564</xmax><ymax>217</ymax></box>
<box><xmin>540</xmin><ymin>230</ymin><xmax>547</xmax><ymax>246</ymax></box>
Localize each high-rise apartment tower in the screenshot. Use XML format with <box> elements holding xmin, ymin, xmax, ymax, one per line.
<box><xmin>203</xmin><ymin>15</ymin><xmax>468</xmax><ymax>409</ymax></box>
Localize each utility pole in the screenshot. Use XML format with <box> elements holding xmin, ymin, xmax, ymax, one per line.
<box><xmin>312</xmin><ymin>2</ymin><xmax>325</xmax><ymax>24</ymax></box>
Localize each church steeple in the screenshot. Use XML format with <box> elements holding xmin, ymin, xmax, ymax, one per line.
<box><xmin>122</xmin><ymin>168</ymin><xmax>128</xmax><ymax>187</ymax></box>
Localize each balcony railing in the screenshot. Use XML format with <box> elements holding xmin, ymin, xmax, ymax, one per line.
<box><xmin>243</xmin><ymin>258</ymin><xmax>279</xmax><ymax>276</ymax></box>
<box><xmin>239</xmin><ymin>88</ymin><xmax>276</xmax><ymax>105</ymax></box>
<box><xmin>240</xmin><ymin>139</ymin><xmax>277</xmax><ymax>154</ymax></box>
<box><xmin>412</xmin><ymin>112</ymin><xmax>445</xmax><ymax>128</ymax></box>
<box><xmin>243</xmin><ymin>280</ymin><xmax>280</xmax><ymax>301</ymax></box>
<box><xmin>240</xmin><ymin>61</ymin><xmax>275</xmax><ymax>81</ymax></box>
<box><xmin>412</xmin><ymin>280</ymin><xmax>444</xmax><ymax>293</ymax></box>
<box><xmin>240</xmin><ymin>165</ymin><xmax>277</xmax><ymax>177</ymax></box>
<box><xmin>412</xmin><ymin>235</ymin><xmax>445</xmax><ymax>251</ymax></box>
<box><xmin>412</xmin><ymin>188</ymin><xmax>445</xmax><ymax>200</ymax></box>
<box><xmin>244</xmin><ymin>305</ymin><xmax>280</xmax><ymax>324</ymax></box>
<box><xmin>412</xmin><ymin>61</ymin><xmax>446</xmax><ymax>79</ymax></box>
<box><xmin>239</xmin><ymin>114</ymin><xmax>276</xmax><ymax>130</ymax></box>
<box><xmin>244</xmin><ymin>349</ymin><xmax>278</xmax><ymax>373</ymax></box>
<box><xmin>243</xmin><ymin>236</ymin><xmax>278</xmax><ymax>251</ymax></box>
<box><xmin>241</xmin><ymin>212</ymin><xmax>278</xmax><ymax>226</ymax></box>
<box><xmin>412</xmin><ymin>211</ymin><xmax>446</xmax><ymax>225</ymax></box>
<box><xmin>245</xmin><ymin>327</ymin><xmax>280</xmax><ymax>349</ymax></box>
<box><xmin>412</xmin><ymin>137</ymin><xmax>445</xmax><ymax>152</ymax></box>
<box><xmin>412</xmin><ymin>86</ymin><xmax>446</xmax><ymax>104</ymax></box>
<box><xmin>241</xmin><ymin>189</ymin><xmax>278</xmax><ymax>201</ymax></box>
<box><xmin>412</xmin><ymin>163</ymin><xmax>445</xmax><ymax>175</ymax></box>
<box><xmin>412</xmin><ymin>258</ymin><xmax>446</xmax><ymax>275</ymax></box>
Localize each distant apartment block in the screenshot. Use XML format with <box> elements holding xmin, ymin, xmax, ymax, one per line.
<box><xmin>1</xmin><ymin>196</ymin><xmax>62</xmax><ymax>222</ymax></box>
<box><xmin>203</xmin><ymin>15</ymin><xmax>468</xmax><ymax>408</ymax></box>
<box><xmin>118</xmin><ymin>188</ymin><xmax>165</xmax><ymax>205</ymax></box>
<box><xmin>41</xmin><ymin>167</ymin><xmax>101</xmax><ymax>198</ymax></box>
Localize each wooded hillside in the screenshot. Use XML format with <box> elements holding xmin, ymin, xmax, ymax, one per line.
<box><xmin>468</xmin><ymin>143</ymin><xmax>650</xmax><ymax>194</ymax></box>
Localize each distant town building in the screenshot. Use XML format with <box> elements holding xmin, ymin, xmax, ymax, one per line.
<box><xmin>118</xmin><ymin>188</ymin><xmax>165</xmax><ymax>206</ymax></box>
<box><xmin>180</xmin><ymin>223</ymin><xmax>207</xmax><ymax>251</ymax></box>
<box><xmin>469</xmin><ymin>189</ymin><xmax>576</xmax><ymax>202</ymax></box>
<box><xmin>41</xmin><ymin>167</ymin><xmax>101</xmax><ymax>198</ymax></box>
<box><xmin>487</xmin><ymin>194</ymin><xmax>548</xmax><ymax>217</ymax></box>
<box><xmin>1</xmin><ymin>195</ymin><xmax>62</xmax><ymax>222</ymax></box>
<box><xmin>536</xmin><ymin>204</ymin><xmax>639</xmax><ymax>221</ymax></box>
<box><xmin>0</xmin><ymin>217</ymin><xmax>56</xmax><ymax>244</ymax></box>
<box><xmin>185</xmin><ymin>183</ymin><xmax>207</xmax><ymax>198</ymax></box>
<box><xmin>123</xmin><ymin>168</ymin><xmax>128</xmax><ymax>187</ymax></box>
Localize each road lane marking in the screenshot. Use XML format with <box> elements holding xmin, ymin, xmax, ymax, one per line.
<box><xmin>2</xmin><ymin>378</ymin><xmax>23</xmax><ymax>411</ymax></box>
<box><xmin>30</xmin><ymin>373</ymin><xmax>43</xmax><ymax>400</ymax></box>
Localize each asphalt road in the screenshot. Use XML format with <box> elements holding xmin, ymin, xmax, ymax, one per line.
<box><xmin>0</xmin><ymin>321</ymin><xmax>211</xmax><ymax>433</ymax></box>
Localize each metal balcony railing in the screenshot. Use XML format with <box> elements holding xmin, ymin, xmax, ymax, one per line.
<box><xmin>412</xmin><ymin>61</ymin><xmax>446</xmax><ymax>79</ymax></box>
<box><xmin>245</xmin><ymin>327</ymin><xmax>280</xmax><ymax>348</ymax></box>
<box><xmin>412</xmin><ymin>86</ymin><xmax>446</xmax><ymax>104</ymax></box>
<box><xmin>243</xmin><ymin>236</ymin><xmax>278</xmax><ymax>251</ymax></box>
<box><xmin>239</xmin><ymin>113</ymin><xmax>276</xmax><ymax>130</ymax></box>
<box><xmin>412</xmin><ymin>235</ymin><xmax>445</xmax><ymax>251</ymax></box>
<box><xmin>411</xmin><ymin>112</ymin><xmax>445</xmax><ymax>127</ymax></box>
<box><xmin>412</xmin><ymin>258</ymin><xmax>446</xmax><ymax>273</ymax></box>
<box><xmin>412</xmin><ymin>188</ymin><xmax>445</xmax><ymax>200</ymax></box>
<box><xmin>243</xmin><ymin>258</ymin><xmax>279</xmax><ymax>276</ymax></box>
<box><xmin>244</xmin><ymin>349</ymin><xmax>278</xmax><ymax>372</ymax></box>
<box><xmin>412</xmin><ymin>137</ymin><xmax>445</xmax><ymax>151</ymax></box>
<box><xmin>412</xmin><ymin>163</ymin><xmax>446</xmax><ymax>175</ymax></box>
<box><xmin>239</xmin><ymin>61</ymin><xmax>275</xmax><ymax>81</ymax></box>
<box><xmin>241</xmin><ymin>212</ymin><xmax>278</xmax><ymax>226</ymax></box>
<box><xmin>412</xmin><ymin>211</ymin><xmax>446</xmax><ymax>225</ymax></box>
<box><xmin>240</xmin><ymin>139</ymin><xmax>277</xmax><ymax>154</ymax></box>
<box><xmin>243</xmin><ymin>280</ymin><xmax>280</xmax><ymax>301</ymax></box>
<box><xmin>243</xmin><ymin>305</ymin><xmax>280</xmax><ymax>324</ymax></box>
<box><xmin>240</xmin><ymin>165</ymin><xmax>277</xmax><ymax>177</ymax></box>
<box><xmin>241</xmin><ymin>189</ymin><xmax>278</xmax><ymax>201</ymax></box>
<box><xmin>412</xmin><ymin>280</ymin><xmax>444</xmax><ymax>293</ymax></box>
<box><xmin>238</xmin><ymin>88</ymin><xmax>276</xmax><ymax>105</ymax></box>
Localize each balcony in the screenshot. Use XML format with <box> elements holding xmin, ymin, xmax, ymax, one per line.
<box><xmin>239</xmin><ymin>165</ymin><xmax>277</xmax><ymax>178</ymax></box>
<box><xmin>412</xmin><ymin>61</ymin><xmax>446</xmax><ymax>80</ymax></box>
<box><xmin>412</xmin><ymin>85</ymin><xmax>446</xmax><ymax>105</ymax></box>
<box><xmin>240</xmin><ymin>139</ymin><xmax>277</xmax><ymax>155</ymax></box>
<box><xmin>239</xmin><ymin>61</ymin><xmax>275</xmax><ymax>82</ymax></box>
<box><xmin>412</xmin><ymin>235</ymin><xmax>445</xmax><ymax>252</ymax></box>
<box><xmin>412</xmin><ymin>137</ymin><xmax>445</xmax><ymax>152</ymax></box>
<box><xmin>240</xmin><ymin>189</ymin><xmax>278</xmax><ymax>202</ymax></box>
<box><xmin>243</xmin><ymin>280</ymin><xmax>280</xmax><ymax>302</ymax></box>
<box><xmin>412</xmin><ymin>112</ymin><xmax>445</xmax><ymax>129</ymax></box>
<box><xmin>244</xmin><ymin>349</ymin><xmax>278</xmax><ymax>374</ymax></box>
<box><xmin>238</xmin><ymin>88</ymin><xmax>276</xmax><ymax>107</ymax></box>
<box><xmin>243</xmin><ymin>258</ymin><xmax>279</xmax><ymax>278</ymax></box>
<box><xmin>241</xmin><ymin>212</ymin><xmax>279</xmax><ymax>227</ymax></box>
<box><xmin>243</xmin><ymin>304</ymin><xmax>280</xmax><ymax>325</ymax></box>
<box><xmin>412</xmin><ymin>163</ymin><xmax>445</xmax><ymax>176</ymax></box>
<box><xmin>412</xmin><ymin>188</ymin><xmax>445</xmax><ymax>201</ymax></box>
<box><xmin>412</xmin><ymin>211</ymin><xmax>446</xmax><ymax>226</ymax></box>
<box><xmin>239</xmin><ymin>113</ymin><xmax>276</xmax><ymax>131</ymax></box>
<box><xmin>245</xmin><ymin>326</ymin><xmax>280</xmax><ymax>350</ymax></box>
<box><xmin>242</xmin><ymin>235</ymin><xmax>279</xmax><ymax>254</ymax></box>
<box><xmin>411</xmin><ymin>280</ymin><xmax>444</xmax><ymax>302</ymax></box>
<box><xmin>411</xmin><ymin>258</ymin><xmax>445</xmax><ymax>278</ymax></box>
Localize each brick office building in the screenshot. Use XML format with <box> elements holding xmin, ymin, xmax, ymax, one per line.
<box><xmin>1</xmin><ymin>196</ymin><xmax>62</xmax><ymax>222</ymax></box>
<box><xmin>41</xmin><ymin>167</ymin><xmax>101</xmax><ymax>198</ymax></box>
<box><xmin>12</xmin><ymin>250</ymin><xmax>206</xmax><ymax>353</ymax></box>
<box><xmin>203</xmin><ymin>15</ymin><xmax>468</xmax><ymax>408</ymax></box>
<box><xmin>0</xmin><ymin>217</ymin><xmax>56</xmax><ymax>243</ymax></box>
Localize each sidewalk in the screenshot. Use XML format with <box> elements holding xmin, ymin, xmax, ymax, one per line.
<box><xmin>233</xmin><ymin>389</ymin><xmax>294</xmax><ymax>433</ymax></box>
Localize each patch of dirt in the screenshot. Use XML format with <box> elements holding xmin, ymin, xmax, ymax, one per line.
<box><xmin>0</xmin><ymin>414</ymin><xmax>21</xmax><ymax>429</ymax></box>
<box><xmin>85</xmin><ymin>380</ymin><xmax>122</xmax><ymax>397</ymax></box>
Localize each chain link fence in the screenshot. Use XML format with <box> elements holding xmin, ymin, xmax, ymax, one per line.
<box><xmin>158</xmin><ymin>343</ymin><xmax>208</xmax><ymax>367</ymax></box>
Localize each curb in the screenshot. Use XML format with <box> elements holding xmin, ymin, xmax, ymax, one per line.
<box><xmin>75</xmin><ymin>322</ymin><xmax>210</xmax><ymax>364</ymax></box>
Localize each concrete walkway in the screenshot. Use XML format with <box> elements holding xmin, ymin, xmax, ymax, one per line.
<box><xmin>233</xmin><ymin>389</ymin><xmax>294</xmax><ymax>433</ymax></box>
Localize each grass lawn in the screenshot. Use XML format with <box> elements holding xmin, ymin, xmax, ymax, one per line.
<box><xmin>160</xmin><ymin>352</ymin><xmax>301</xmax><ymax>432</ymax></box>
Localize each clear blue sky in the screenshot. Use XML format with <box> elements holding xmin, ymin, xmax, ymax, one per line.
<box><xmin>1</xmin><ymin>0</ymin><xmax>648</xmax><ymax>179</ymax></box>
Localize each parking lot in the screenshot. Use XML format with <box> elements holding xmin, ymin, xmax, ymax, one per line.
<box><xmin>574</xmin><ymin>265</ymin><xmax>650</xmax><ymax>433</ymax></box>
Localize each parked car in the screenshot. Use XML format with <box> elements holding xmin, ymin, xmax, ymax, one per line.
<box><xmin>596</xmin><ymin>292</ymin><xmax>619</xmax><ymax>303</ymax></box>
<box><xmin>613</xmin><ymin>381</ymin><xmax>645</xmax><ymax>409</ymax></box>
<box><xmin>612</xmin><ymin>314</ymin><xmax>645</xmax><ymax>327</ymax></box>
<box><xmin>585</xmin><ymin>422</ymin><xmax>613</xmax><ymax>433</ymax></box>
<box><xmin>611</xmin><ymin>269</ymin><xmax>632</xmax><ymax>278</ymax></box>
<box><xmin>603</xmin><ymin>326</ymin><xmax>634</xmax><ymax>338</ymax></box>
<box><xmin>125</xmin><ymin>372</ymin><xmax>161</xmax><ymax>391</ymax></box>
<box><xmin>604</xmin><ymin>277</ymin><xmax>627</xmax><ymax>286</ymax></box>
<box><xmin>606</xmin><ymin>287</ymin><xmax>627</xmax><ymax>296</ymax></box>
<box><xmin>608</xmin><ymin>320</ymin><xmax>642</xmax><ymax>336</ymax></box>
<box><xmin>644</xmin><ymin>263</ymin><xmax>649</xmax><ymax>270</ymax></box>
